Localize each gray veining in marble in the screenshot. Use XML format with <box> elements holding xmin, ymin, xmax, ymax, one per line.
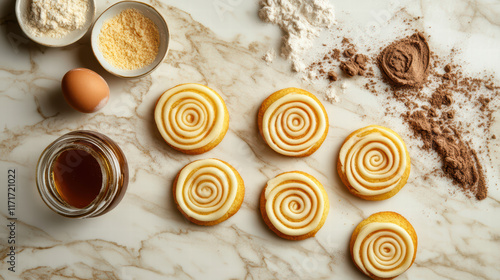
<box><xmin>0</xmin><ymin>0</ymin><xmax>499</xmax><ymax>279</ymax></box>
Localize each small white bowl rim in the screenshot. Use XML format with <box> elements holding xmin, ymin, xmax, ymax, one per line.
<box><xmin>90</xmin><ymin>1</ymin><xmax>170</xmax><ymax>79</ymax></box>
<box><xmin>15</xmin><ymin>0</ymin><xmax>96</xmax><ymax>47</ymax></box>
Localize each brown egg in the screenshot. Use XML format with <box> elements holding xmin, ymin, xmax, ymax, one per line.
<box><xmin>62</xmin><ymin>68</ymin><xmax>109</xmax><ymax>113</ymax></box>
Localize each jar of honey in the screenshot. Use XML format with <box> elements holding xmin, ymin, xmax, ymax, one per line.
<box><xmin>36</xmin><ymin>130</ymin><xmax>129</xmax><ymax>218</ymax></box>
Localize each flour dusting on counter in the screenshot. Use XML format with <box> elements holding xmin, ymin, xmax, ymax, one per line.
<box><xmin>258</xmin><ymin>0</ymin><xmax>335</xmax><ymax>72</ymax></box>
<box><xmin>325</xmin><ymin>86</ymin><xmax>339</xmax><ymax>103</ymax></box>
<box><xmin>262</xmin><ymin>48</ymin><xmax>276</xmax><ymax>65</ymax></box>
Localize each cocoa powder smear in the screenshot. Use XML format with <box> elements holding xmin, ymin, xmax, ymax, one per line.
<box><xmin>379</xmin><ymin>32</ymin><xmax>430</xmax><ymax>87</ymax></box>
<box><xmin>405</xmin><ymin>110</ymin><xmax>487</xmax><ymax>200</ymax></box>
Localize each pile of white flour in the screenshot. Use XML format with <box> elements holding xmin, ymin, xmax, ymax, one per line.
<box><xmin>25</xmin><ymin>0</ymin><xmax>89</xmax><ymax>38</ymax></box>
<box><xmin>259</xmin><ymin>0</ymin><xmax>336</xmax><ymax>72</ymax></box>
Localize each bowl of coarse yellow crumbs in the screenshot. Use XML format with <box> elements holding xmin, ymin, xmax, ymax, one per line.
<box><xmin>91</xmin><ymin>1</ymin><xmax>169</xmax><ymax>78</ymax></box>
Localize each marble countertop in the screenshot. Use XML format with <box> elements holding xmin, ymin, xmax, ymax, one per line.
<box><xmin>1</xmin><ymin>0</ymin><xmax>499</xmax><ymax>279</ymax></box>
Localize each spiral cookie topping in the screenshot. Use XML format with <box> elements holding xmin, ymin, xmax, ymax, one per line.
<box><xmin>155</xmin><ymin>84</ymin><xmax>228</xmax><ymax>154</ymax></box>
<box><xmin>262</xmin><ymin>172</ymin><xmax>329</xmax><ymax>238</ymax></box>
<box><xmin>379</xmin><ymin>32</ymin><xmax>430</xmax><ymax>87</ymax></box>
<box><xmin>338</xmin><ymin>125</ymin><xmax>410</xmax><ymax>199</ymax></box>
<box><xmin>175</xmin><ymin>159</ymin><xmax>242</xmax><ymax>223</ymax></box>
<box><xmin>258</xmin><ymin>88</ymin><xmax>328</xmax><ymax>157</ymax></box>
<box><xmin>352</xmin><ymin>222</ymin><xmax>415</xmax><ymax>279</ymax></box>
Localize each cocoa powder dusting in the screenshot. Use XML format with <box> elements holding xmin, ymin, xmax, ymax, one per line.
<box><xmin>307</xmin><ymin>37</ymin><xmax>371</xmax><ymax>81</ymax></box>
<box><xmin>430</xmin><ymin>90</ymin><xmax>453</xmax><ymax>108</ymax></box>
<box><xmin>340</xmin><ymin>54</ymin><xmax>369</xmax><ymax>77</ymax></box>
<box><xmin>306</xmin><ymin>24</ymin><xmax>495</xmax><ymax>201</ymax></box>
<box><xmin>343</xmin><ymin>48</ymin><xmax>356</xmax><ymax>58</ymax></box>
<box><xmin>375</xmin><ymin>32</ymin><xmax>496</xmax><ymax>200</ymax></box>
<box><xmin>332</xmin><ymin>49</ymin><xmax>341</xmax><ymax>61</ymax></box>
<box><xmin>327</xmin><ymin>71</ymin><xmax>338</xmax><ymax>82</ymax></box>
<box><xmin>405</xmin><ymin>110</ymin><xmax>487</xmax><ymax>200</ymax></box>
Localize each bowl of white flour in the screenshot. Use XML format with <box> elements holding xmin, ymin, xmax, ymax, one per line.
<box><xmin>16</xmin><ymin>0</ymin><xmax>96</xmax><ymax>47</ymax></box>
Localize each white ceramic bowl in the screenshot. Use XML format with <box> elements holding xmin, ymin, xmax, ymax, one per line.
<box><xmin>15</xmin><ymin>0</ymin><xmax>96</xmax><ymax>47</ymax></box>
<box><xmin>91</xmin><ymin>1</ymin><xmax>170</xmax><ymax>78</ymax></box>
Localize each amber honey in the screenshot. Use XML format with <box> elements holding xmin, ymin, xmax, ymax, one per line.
<box><xmin>53</xmin><ymin>149</ymin><xmax>103</xmax><ymax>208</ymax></box>
<box><xmin>37</xmin><ymin>130</ymin><xmax>128</xmax><ymax>218</ymax></box>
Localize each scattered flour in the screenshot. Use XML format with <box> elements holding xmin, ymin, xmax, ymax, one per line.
<box><xmin>325</xmin><ymin>86</ymin><xmax>339</xmax><ymax>103</ymax></box>
<box><xmin>308</xmin><ymin>70</ymin><xmax>317</xmax><ymax>80</ymax></box>
<box><xmin>259</xmin><ymin>0</ymin><xmax>336</xmax><ymax>72</ymax></box>
<box><xmin>25</xmin><ymin>0</ymin><xmax>89</xmax><ymax>38</ymax></box>
<box><xmin>262</xmin><ymin>48</ymin><xmax>276</xmax><ymax>65</ymax></box>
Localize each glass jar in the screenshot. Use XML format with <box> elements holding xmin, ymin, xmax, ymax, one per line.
<box><xmin>36</xmin><ymin>130</ymin><xmax>129</xmax><ymax>218</ymax></box>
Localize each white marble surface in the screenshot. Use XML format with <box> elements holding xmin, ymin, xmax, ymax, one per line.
<box><xmin>1</xmin><ymin>0</ymin><xmax>500</xmax><ymax>279</ymax></box>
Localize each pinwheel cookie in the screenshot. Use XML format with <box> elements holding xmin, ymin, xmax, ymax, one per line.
<box><xmin>260</xmin><ymin>171</ymin><xmax>329</xmax><ymax>240</ymax></box>
<box><xmin>173</xmin><ymin>158</ymin><xmax>245</xmax><ymax>226</ymax></box>
<box><xmin>258</xmin><ymin>88</ymin><xmax>329</xmax><ymax>157</ymax></box>
<box><xmin>337</xmin><ymin>125</ymin><xmax>411</xmax><ymax>200</ymax></box>
<box><xmin>350</xmin><ymin>211</ymin><xmax>418</xmax><ymax>280</ymax></box>
<box><xmin>155</xmin><ymin>83</ymin><xmax>229</xmax><ymax>154</ymax></box>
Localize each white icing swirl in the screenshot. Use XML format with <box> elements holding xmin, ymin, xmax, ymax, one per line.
<box><xmin>261</xmin><ymin>91</ymin><xmax>327</xmax><ymax>156</ymax></box>
<box><xmin>155</xmin><ymin>84</ymin><xmax>226</xmax><ymax>151</ymax></box>
<box><xmin>353</xmin><ymin>222</ymin><xmax>415</xmax><ymax>278</ymax></box>
<box><xmin>264</xmin><ymin>172</ymin><xmax>327</xmax><ymax>236</ymax></box>
<box><xmin>175</xmin><ymin>159</ymin><xmax>239</xmax><ymax>222</ymax></box>
<box><xmin>339</xmin><ymin>126</ymin><xmax>408</xmax><ymax>196</ymax></box>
